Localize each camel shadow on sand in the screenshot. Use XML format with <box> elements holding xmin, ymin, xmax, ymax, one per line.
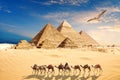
<box><xmin>23</xmin><ymin>73</ymin><xmax>101</xmax><ymax>80</ymax></box>
<box><xmin>23</xmin><ymin>74</ymin><xmax>46</xmax><ymax>80</ymax></box>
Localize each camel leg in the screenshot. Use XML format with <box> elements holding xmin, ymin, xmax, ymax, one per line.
<box><xmin>69</xmin><ymin>70</ymin><xmax>71</xmax><ymax>75</ymax></box>
<box><xmin>79</xmin><ymin>69</ymin><xmax>81</xmax><ymax>75</ymax></box>
<box><xmin>32</xmin><ymin>70</ymin><xmax>34</xmax><ymax>74</ymax></box>
<box><xmin>52</xmin><ymin>69</ymin><xmax>55</xmax><ymax>75</ymax></box>
<box><xmin>34</xmin><ymin>70</ymin><xmax>37</xmax><ymax>75</ymax></box>
<box><xmin>61</xmin><ymin>69</ymin><xmax>64</xmax><ymax>75</ymax></box>
<box><xmin>94</xmin><ymin>68</ymin><xmax>96</xmax><ymax>75</ymax></box>
<box><xmin>88</xmin><ymin>69</ymin><xmax>90</xmax><ymax>76</ymax></box>
<box><xmin>95</xmin><ymin>69</ymin><xmax>98</xmax><ymax>75</ymax></box>
<box><xmin>100</xmin><ymin>68</ymin><xmax>103</xmax><ymax>75</ymax></box>
<box><xmin>83</xmin><ymin>69</ymin><xmax>85</xmax><ymax>76</ymax></box>
<box><xmin>73</xmin><ymin>69</ymin><xmax>75</xmax><ymax>75</ymax></box>
<box><xmin>36</xmin><ymin>70</ymin><xmax>39</xmax><ymax>75</ymax></box>
<box><xmin>47</xmin><ymin>69</ymin><xmax>49</xmax><ymax>75</ymax></box>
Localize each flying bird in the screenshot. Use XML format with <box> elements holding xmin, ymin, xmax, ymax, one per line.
<box><xmin>87</xmin><ymin>10</ymin><xmax>107</xmax><ymax>22</ymax></box>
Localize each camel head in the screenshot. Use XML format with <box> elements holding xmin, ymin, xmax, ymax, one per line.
<box><xmin>44</xmin><ymin>65</ymin><xmax>47</xmax><ymax>67</ymax></box>
<box><xmin>71</xmin><ymin>66</ymin><xmax>73</xmax><ymax>68</ymax></box>
<box><xmin>54</xmin><ymin>65</ymin><xmax>57</xmax><ymax>68</ymax></box>
<box><xmin>91</xmin><ymin>65</ymin><xmax>94</xmax><ymax>67</ymax></box>
<box><xmin>80</xmin><ymin>65</ymin><xmax>83</xmax><ymax>67</ymax></box>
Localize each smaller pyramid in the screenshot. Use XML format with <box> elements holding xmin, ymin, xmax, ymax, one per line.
<box><xmin>79</xmin><ymin>31</ymin><xmax>98</xmax><ymax>45</ymax></box>
<box><xmin>58</xmin><ymin>38</ymin><xmax>78</xmax><ymax>48</ymax></box>
<box><xmin>15</xmin><ymin>40</ymin><xmax>34</xmax><ymax>49</ymax></box>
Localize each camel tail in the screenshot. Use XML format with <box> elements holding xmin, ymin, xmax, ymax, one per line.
<box><xmin>54</xmin><ymin>66</ymin><xmax>57</xmax><ymax>68</ymax></box>
<box><xmin>100</xmin><ymin>67</ymin><xmax>103</xmax><ymax>71</ymax></box>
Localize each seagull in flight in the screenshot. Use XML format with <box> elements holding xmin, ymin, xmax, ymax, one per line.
<box><xmin>87</xmin><ymin>10</ymin><xmax>107</xmax><ymax>22</ymax></box>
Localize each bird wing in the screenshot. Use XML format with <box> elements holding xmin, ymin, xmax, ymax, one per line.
<box><xmin>87</xmin><ymin>17</ymin><xmax>96</xmax><ymax>22</ymax></box>
<box><xmin>97</xmin><ymin>10</ymin><xmax>107</xmax><ymax>19</ymax></box>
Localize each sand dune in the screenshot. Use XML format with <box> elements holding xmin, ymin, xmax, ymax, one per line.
<box><xmin>0</xmin><ymin>48</ymin><xmax>120</xmax><ymax>80</ymax></box>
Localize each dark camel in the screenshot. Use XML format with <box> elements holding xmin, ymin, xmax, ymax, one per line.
<box><xmin>31</xmin><ymin>64</ymin><xmax>39</xmax><ymax>74</ymax></box>
<box><xmin>92</xmin><ymin>64</ymin><xmax>102</xmax><ymax>75</ymax></box>
<box><xmin>55</xmin><ymin>63</ymin><xmax>64</xmax><ymax>72</ymax></box>
<box><xmin>71</xmin><ymin>65</ymin><xmax>81</xmax><ymax>74</ymax></box>
<box><xmin>64</xmin><ymin>63</ymin><xmax>71</xmax><ymax>74</ymax></box>
<box><xmin>38</xmin><ymin>65</ymin><xmax>46</xmax><ymax>74</ymax></box>
<box><xmin>71</xmin><ymin>65</ymin><xmax>81</xmax><ymax>71</ymax></box>
<box><xmin>45</xmin><ymin>64</ymin><xmax>55</xmax><ymax>73</ymax></box>
<box><xmin>80</xmin><ymin>64</ymin><xmax>91</xmax><ymax>74</ymax></box>
<box><xmin>92</xmin><ymin>64</ymin><xmax>102</xmax><ymax>70</ymax></box>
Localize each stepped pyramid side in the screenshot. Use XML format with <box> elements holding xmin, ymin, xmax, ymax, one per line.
<box><xmin>57</xmin><ymin>20</ymin><xmax>84</xmax><ymax>47</ymax></box>
<box><xmin>39</xmin><ymin>39</ymin><xmax>55</xmax><ymax>49</ymax></box>
<box><xmin>15</xmin><ymin>40</ymin><xmax>34</xmax><ymax>49</ymax></box>
<box><xmin>79</xmin><ymin>31</ymin><xmax>98</xmax><ymax>45</ymax></box>
<box><xmin>31</xmin><ymin>23</ymin><xmax>65</xmax><ymax>48</ymax></box>
<box><xmin>58</xmin><ymin>37</ymin><xmax>78</xmax><ymax>48</ymax></box>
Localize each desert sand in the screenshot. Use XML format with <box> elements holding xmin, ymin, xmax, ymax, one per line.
<box><xmin>0</xmin><ymin>46</ymin><xmax>120</xmax><ymax>80</ymax></box>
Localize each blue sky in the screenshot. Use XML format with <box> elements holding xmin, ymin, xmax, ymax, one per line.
<box><xmin>0</xmin><ymin>0</ymin><xmax>120</xmax><ymax>44</ymax></box>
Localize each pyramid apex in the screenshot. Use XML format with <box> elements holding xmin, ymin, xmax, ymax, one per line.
<box><xmin>79</xmin><ymin>30</ymin><xmax>84</xmax><ymax>34</ymax></box>
<box><xmin>61</xmin><ymin>20</ymin><xmax>72</xmax><ymax>27</ymax></box>
<box><xmin>44</xmin><ymin>23</ymin><xmax>54</xmax><ymax>28</ymax></box>
<box><xmin>46</xmin><ymin>23</ymin><xmax>52</xmax><ymax>26</ymax></box>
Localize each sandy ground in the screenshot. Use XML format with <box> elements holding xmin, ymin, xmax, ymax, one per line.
<box><xmin>0</xmin><ymin>48</ymin><xmax>120</xmax><ymax>80</ymax></box>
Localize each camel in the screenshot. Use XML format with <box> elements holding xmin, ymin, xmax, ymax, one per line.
<box><xmin>45</xmin><ymin>64</ymin><xmax>55</xmax><ymax>73</ymax></box>
<box><xmin>55</xmin><ymin>63</ymin><xmax>64</xmax><ymax>73</ymax></box>
<box><xmin>71</xmin><ymin>65</ymin><xmax>81</xmax><ymax>74</ymax></box>
<box><xmin>91</xmin><ymin>64</ymin><xmax>102</xmax><ymax>75</ymax></box>
<box><xmin>80</xmin><ymin>64</ymin><xmax>91</xmax><ymax>74</ymax></box>
<box><xmin>31</xmin><ymin>64</ymin><xmax>39</xmax><ymax>74</ymax></box>
<box><xmin>63</xmin><ymin>63</ymin><xmax>71</xmax><ymax>74</ymax></box>
<box><xmin>38</xmin><ymin>65</ymin><xmax>46</xmax><ymax>74</ymax></box>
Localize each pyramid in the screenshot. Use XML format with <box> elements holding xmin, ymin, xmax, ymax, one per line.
<box><xmin>31</xmin><ymin>23</ymin><xmax>65</xmax><ymax>48</ymax></box>
<box><xmin>79</xmin><ymin>31</ymin><xmax>98</xmax><ymax>45</ymax></box>
<box><xmin>15</xmin><ymin>40</ymin><xmax>34</xmax><ymax>49</ymax></box>
<box><xmin>57</xmin><ymin>20</ymin><xmax>84</xmax><ymax>47</ymax></box>
<box><xmin>58</xmin><ymin>37</ymin><xmax>78</xmax><ymax>48</ymax></box>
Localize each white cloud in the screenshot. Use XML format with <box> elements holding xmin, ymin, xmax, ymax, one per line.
<box><xmin>41</xmin><ymin>10</ymin><xmax>105</xmax><ymax>26</ymax></box>
<box><xmin>98</xmin><ymin>25</ymin><xmax>120</xmax><ymax>32</ymax></box>
<box><xmin>0</xmin><ymin>22</ymin><xmax>33</xmax><ymax>38</ymax></box>
<box><xmin>40</xmin><ymin>6</ymin><xmax>120</xmax><ymax>26</ymax></box>
<box><xmin>4</xmin><ymin>9</ymin><xmax>12</xmax><ymax>13</ymax></box>
<box><xmin>31</xmin><ymin>0</ymin><xmax>89</xmax><ymax>6</ymax></box>
<box><xmin>96</xmin><ymin>6</ymin><xmax>120</xmax><ymax>23</ymax></box>
<box><xmin>96</xmin><ymin>6</ymin><xmax>120</xmax><ymax>13</ymax></box>
<box><xmin>0</xmin><ymin>5</ymin><xmax>12</xmax><ymax>13</ymax></box>
<box><xmin>89</xmin><ymin>30</ymin><xmax>120</xmax><ymax>44</ymax></box>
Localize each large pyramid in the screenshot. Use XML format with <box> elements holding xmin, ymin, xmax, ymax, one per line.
<box><xmin>57</xmin><ymin>20</ymin><xmax>84</xmax><ymax>47</ymax></box>
<box><xmin>31</xmin><ymin>23</ymin><xmax>65</xmax><ymax>48</ymax></box>
<box><xmin>79</xmin><ymin>31</ymin><xmax>98</xmax><ymax>45</ymax></box>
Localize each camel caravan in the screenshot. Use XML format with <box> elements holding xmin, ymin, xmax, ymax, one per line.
<box><xmin>15</xmin><ymin>20</ymin><xmax>98</xmax><ymax>49</ymax></box>
<box><xmin>31</xmin><ymin>63</ymin><xmax>102</xmax><ymax>76</ymax></box>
